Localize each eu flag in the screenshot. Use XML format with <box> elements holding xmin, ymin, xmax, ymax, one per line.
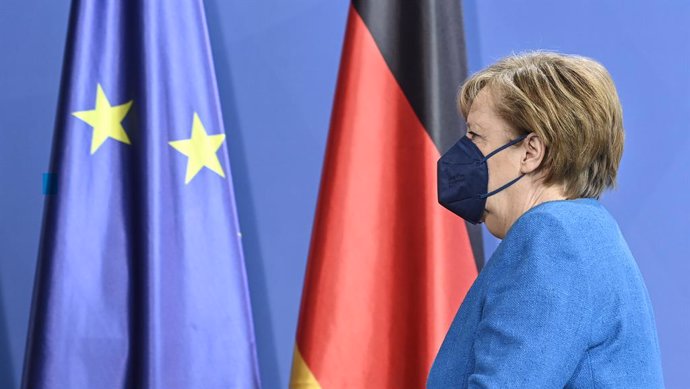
<box><xmin>22</xmin><ymin>1</ymin><xmax>261</xmax><ymax>388</ymax></box>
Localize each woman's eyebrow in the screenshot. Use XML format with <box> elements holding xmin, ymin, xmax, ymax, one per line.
<box><xmin>467</xmin><ymin>122</ymin><xmax>482</xmax><ymax>131</ymax></box>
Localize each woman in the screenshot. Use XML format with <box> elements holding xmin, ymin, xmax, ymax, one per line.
<box><xmin>428</xmin><ymin>52</ymin><xmax>664</xmax><ymax>388</ymax></box>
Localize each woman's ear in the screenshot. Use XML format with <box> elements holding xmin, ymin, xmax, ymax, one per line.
<box><xmin>520</xmin><ymin>133</ymin><xmax>546</xmax><ymax>174</ymax></box>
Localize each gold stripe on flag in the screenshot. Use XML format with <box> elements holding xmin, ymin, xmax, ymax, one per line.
<box><xmin>289</xmin><ymin>347</ymin><xmax>322</xmax><ymax>389</ymax></box>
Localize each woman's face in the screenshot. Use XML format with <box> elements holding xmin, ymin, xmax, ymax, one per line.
<box><xmin>465</xmin><ymin>88</ymin><xmax>526</xmax><ymax>237</ymax></box>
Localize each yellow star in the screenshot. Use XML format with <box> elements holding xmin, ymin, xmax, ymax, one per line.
<box><xmin>72</xmin><ymin>84</ymin><xmax>133</xmax><ymax>154</ymax></box>
<box><xmin>169</xmin><ymin>113</ymin><xmax>226</xmax><ymax>184</ymax></box>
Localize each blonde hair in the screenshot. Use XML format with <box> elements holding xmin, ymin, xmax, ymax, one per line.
<box><xmin>459</xmin><ymin>51</ymin><xmax>624</xmax><ymax>199</ymax></box>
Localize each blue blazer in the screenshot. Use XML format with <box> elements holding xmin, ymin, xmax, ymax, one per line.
<box><xmin>427</xmin><ymin>198</ymin><xmax>664</xmax><ymax>388</ymax></box>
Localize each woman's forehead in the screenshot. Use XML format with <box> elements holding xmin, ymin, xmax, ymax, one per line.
<box><xmin>467</xmin><ymin>93</ymin><xmax>501</xmax><ymax>128</ymax></box>
<box><xmin>467</xmin><ymin>88</ymin><xmax>499</xmax><ymax>118</ymax></box>
<box><xmin>466</xmin><ymin>91</ymin><xmax>518</xmax><ymax>140</ymax></box>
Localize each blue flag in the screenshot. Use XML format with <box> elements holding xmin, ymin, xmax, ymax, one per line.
<box><xmin>22</xmin><ymin>1</ymin><xmax>261</xmax><ymax>388</ymax></box>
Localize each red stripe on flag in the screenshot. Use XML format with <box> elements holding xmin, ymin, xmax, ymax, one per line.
<box><xmin>293</xmin><ymin>6</ymin><xmax>477</xmax><ymax>389</ymax></box>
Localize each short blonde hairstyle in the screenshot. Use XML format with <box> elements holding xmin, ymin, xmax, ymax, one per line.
<box><xmin>459</xmin><ymin>51</ymin><xmax>624</xmax><ymax>199</ymax></box>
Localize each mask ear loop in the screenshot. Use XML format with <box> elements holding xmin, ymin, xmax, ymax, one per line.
<box><xmin>480</xmin><ymin>134</ymin><xmax>528</xmax><ymax>162</ymax></box>
<box><xmin>479</xmin><ymin>174</ymin><xmax>526</xmax><ymax>199</ymax></box>
<box><xmin>478</xmin><ymin>134</ymin><xmax>529</xmax><ymax>199</ymax></box>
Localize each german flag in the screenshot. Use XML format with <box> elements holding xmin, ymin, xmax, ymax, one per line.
<box><xmin>290</xmin><ymin>1</ymin><xmax>481</xmax><ymax>388</ymax></box>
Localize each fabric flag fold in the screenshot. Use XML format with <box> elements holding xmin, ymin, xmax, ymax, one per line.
<box><xmin>22</xmin><ymin>1</ymin><xmax>261</xmax><ymax>388</ymax></box>
<box><xmin>290</xmin><ymin>1</ymin><xmax>481</xmax><ymax>389</ymax></box>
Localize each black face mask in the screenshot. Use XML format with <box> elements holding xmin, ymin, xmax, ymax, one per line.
<box><xmin>437</xmin><ymin>134</ymin><xmax>527</xmax><ymax>224</ymax></box>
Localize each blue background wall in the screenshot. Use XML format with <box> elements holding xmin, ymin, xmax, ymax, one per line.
<box><xmin>0</xmin><ymin>1</ymin><xmax>687</xmax><ymax>388</ymax></box>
